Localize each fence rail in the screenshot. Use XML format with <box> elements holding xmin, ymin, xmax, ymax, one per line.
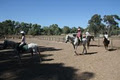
<box><xmin>2</xmin><ymin>35</ymin><xmax>66</xmax><ymax>42</ymax></box>
<box><xmin>34</xmin><ymin>36</ymin><xmax>65</xmax><ymax>42</ymax></box>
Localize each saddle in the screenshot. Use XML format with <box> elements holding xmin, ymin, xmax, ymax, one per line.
<box><xmin>17</xmin><ymin>43</ymin><xmax>28</xmax><ymax>52</ymax></box>
<box><xmin>22</xmin><ymin>45</ymin><xmax>28</xmax><ymax>51</ymax></box>
<box><xmin>77</xmin><ymin>37</ymin><xmax>82</xmax><ymax>45</ymax></box>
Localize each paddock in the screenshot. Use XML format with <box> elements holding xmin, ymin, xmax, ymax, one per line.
<box><xmin>0</xmin><ymin>37</ymin><xmax>120</xmax><ymax>80</ymax></box>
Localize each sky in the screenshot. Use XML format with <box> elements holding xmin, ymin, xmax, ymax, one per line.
<box><xmin>0</xmin><ymin>0</ymin><xmax>120</xmax><ymax>28</ymax></box>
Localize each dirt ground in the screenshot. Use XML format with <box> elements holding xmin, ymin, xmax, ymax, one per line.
<box><xmin>0</xmin><ymin>37</ymin><xmax>120</xmax><ymax>80</ymax></box>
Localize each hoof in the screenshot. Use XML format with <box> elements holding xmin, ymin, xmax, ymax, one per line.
<box><xmin>74</xmin><ymin>51</ymin><xmax>78</xmax><ymax>55</ymax></box>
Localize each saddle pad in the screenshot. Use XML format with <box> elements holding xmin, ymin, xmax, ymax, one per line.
<box><xmin>23</xmin><ymin>45</ymin><xmax>28</xmax><ymax>51</ymax></box>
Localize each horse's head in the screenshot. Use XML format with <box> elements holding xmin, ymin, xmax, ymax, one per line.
<box><xmin>91</xmin><ymin>36</ymin><xmax>94</xmax><ymax>41</ymax></box>
<box><xmin>3</xmin><ymin>40</ymin><xmax>18</xmax><ymax>49</ymax></box>
<box><xmin>3</xmin><ymin>40</ymin><xmax>8</xmax><ymax>49</ymax></box>
<box><xmin>65</xmin><ymin>35</ymin><xmax>69</xmax><ymax>43</ymax></box>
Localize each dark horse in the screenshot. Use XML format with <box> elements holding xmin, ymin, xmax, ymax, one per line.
<box><xmin>103</xmin><ymin>37</ymin><xmax>110</xmax><ymax>50</ymax></box>
<box><xmin>86</xmin><ymin>35</ymin><xmax>94</xmax><ymax>49</ymax></box>
<box><xmin>3</xmin><ymin>40</ymin><xmax>41</xmax><ymax>62</ymax></box>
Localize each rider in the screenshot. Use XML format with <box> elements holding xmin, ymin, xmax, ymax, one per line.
<box><xmin>76</xmin><ymin>27</ymin><xmax>82</xmax><ymax>43</ymax></box>
<box><xmin>85</xmin><ymin>29</ymin><xmax>91</xmax><ymax>38</ymax></box>
<box><xmin>104</xmin><ymin>32</ymin><xmax>109</xmax><ymax>41</ymax></box>
<box><xmin>19</xmin><ymin>31</ymin><xmax>26</xmax><ymax>51</ymax></box>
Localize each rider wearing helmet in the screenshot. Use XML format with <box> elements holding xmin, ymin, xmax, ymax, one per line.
<box><xmin>85</xmin><ymin>29</ymin><xmax>91</xmax><ymax>38</ymax></box>
<box><xmin>76</xmin><ymin>27</ymin><xmax>82</xmax><ymax>43</ymax></box>
<box><xmin>19</xmin><ymin>31</ymin><xmax>26</xmax><ymax>51</ymax></box>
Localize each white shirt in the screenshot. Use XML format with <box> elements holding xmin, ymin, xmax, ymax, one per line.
<box><xmin>86</xmin><ymin>32</ymin><xmax>90</xmax><ymax>37</ymax></box>
<box><xmin>104</xmin><ymin>34</ymin><xmax>109</xmax><ymax>40</ymax></box>
<box><xmin>21</xmin><ymin>36</ymin><xmax>26</xmax><ymax>44</ymax></box>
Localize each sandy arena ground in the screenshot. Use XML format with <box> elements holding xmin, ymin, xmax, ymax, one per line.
<box><xmin>0</xmin><ymin>37</ymin><xmax>120</xmax><ymax>80</ymax></box>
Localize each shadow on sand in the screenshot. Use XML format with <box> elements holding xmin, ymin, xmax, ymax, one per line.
<box><xmin>0</xmin><ymin>56</ymin><xmax>95</xmax><ymax>80</ymax></box>
<box><xmin>85</xmin><ymin>52</ymin><xmax>98</xmax><ymax>55</ymax></box>
<box><xmin>39</xmin><ymin>46</ymin><xmax>62</xmax><ymax>52</ymax></box>
<box><xmin>0</xmin><ymin>49</ymin><xmax>95</xmax><ymax>80</ymax></box>
<box><xmin>108</xmin><ymin>48</ymin><xmax>117</xmax><ymax>51</ymax></box>
<box><xmin>0</xmin><ymin>43</ymin><xmax>95</xmax><ymax>80</ymax></box>
<box><xmin>79</xmin><ymin>52</ymin><xmax>97</xmax><ymax>55</ymax></box>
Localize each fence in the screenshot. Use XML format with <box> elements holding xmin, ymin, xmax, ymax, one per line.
<box><xmin>2</xmin><ymin>35</ymin><xmax>66</xmax><ymax>42</ymax></box>
<box><xmin>34</xmin><ymin>36</ymin><xmax>65</xmax><ymax>42</ymax></box>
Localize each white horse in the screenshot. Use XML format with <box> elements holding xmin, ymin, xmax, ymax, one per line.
<box><xmin>65</xmin><ymin>34</ymin><xmax>87</xmax><ymax>55</ymax></box>
<box><xmin>3</xmin><ymin>40</ymin><xmax>41</xmax><ymax>62</ymax></box>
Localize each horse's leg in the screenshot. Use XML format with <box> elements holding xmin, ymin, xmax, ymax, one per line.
<box><xmin>30</xmin><ymin>48</ymin><xmax>33</xmax><ymax>59</ymax></box>
<box><xmin>72</xmin><ymin>44</ymin><xmax>78</xmax><ymax>55</ymax></box>
<box><xmin>84</xmin><ymin>45</ymin><xmax>87</xmax><ymax>54</ymax></box>
<box><xmin>106</xmin><ymin>44</ymin><xmax>108</xmax><ymax>50</ymax></box>
<box><xmin>74</xmin><ymin>45</ymin><xmax>78</xmax><ymax>55</ymax></box>
<box><xmin>15</xmin><ymin>49</ymin><xmax>21</xmax><ymax>63</ymax></box>
<box><xmin>37</xmin><ymin>47</ymin><xmax>41</xmax><ymax>62</ymax></box>
<box><xmin>87</xmin><ymin>42</ymin><xmax>89</xmax><ymax>49</ymax></box>
<box><xmin>82</xmin><ymin>45</ymin><xmax>85</xmax><ymax>54</ymax></box>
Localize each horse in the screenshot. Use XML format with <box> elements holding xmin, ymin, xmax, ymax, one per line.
<box><xmin>3</xmin><ymin>40</ymin><xmax>41</xmax><ymax>62</ymax></box>
<box><xmin>3</xmin><ymin>40</ymin><xmax>17</xmax><ymax>49</ymax></box>
<box><xmin>86</xmin><ymin>35</ymin><xmax>94</xmax><ymax>49</ymax></box>
<box><xmin>103</xmin><ymin>37</ymin><xmax>110</xmax><ymax>50</ymax></box>
<box><xmin>65</xmin><ymin>34</ymin><xmax>87</xmax><ymax>55</ymax></box>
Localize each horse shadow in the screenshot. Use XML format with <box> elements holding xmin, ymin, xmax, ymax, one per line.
<box><xmin>108</xmin><ymin>48</ymin><xmax>117</xmax><ymax>51</ymax></box>
<box><xmin>39</xmin><ymin>46</ymin><xmax>62</xmax><ymax>52</ymax></box>
<box><xmin>85</xmin><ymin>52</ymin><xmax>98</xmax><ymax>55</ymax></box>
<box><xmin>79</xmin><ymin>52</ymin><xmax>97</xmax><ymax>55</ymax></box>
<box><xmin>0</xmin><ymin>48</ymin><xmax>55</xmax><ymax>63</ymax></box>
<box><xmin>89</xmin><ymin>44</ymin><xmax>98</xmax><ymax>47</ymax></box>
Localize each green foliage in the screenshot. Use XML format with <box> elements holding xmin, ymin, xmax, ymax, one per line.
<box><xmin>0</xmin><ymin>14</ymin><xmax>120</xmax><ymax>36</ymax></box>
<box><xmin>49</xmin><ymin>24</ymin><xmax>62</xmax><ymax>35</ymax></box>
<box><xmin>62</xmin><ymin>26</ymin><xmax>70</xmax><ymax>34</ymax></box>
<box><xmin>70</xmin><ymin>27</ymin><xmax>77</xmax><ymax>33</ymax></box>
<box><xmin>103</xmin><ymin>15</ymin><xmax>120</xmax><ymax>36</ymax></box>
<box><xmin>88</xmin><ymin>14</ymin><xmax>120</xmax><ymax>36</ymax></box>
<box><xmin>28</xmin><ymin>24</ymin><xmax>41</xmax><ymax>35</ymax></box>
<box><xmin>88</xmin><ymin>14</ymin><xmax>103</xmax><ymax>36</ymax></box>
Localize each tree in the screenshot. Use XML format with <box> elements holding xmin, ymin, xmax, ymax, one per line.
<box><xmin>28</xmin><ymin>24</ymin><xmax>41</xmax><ymax>35</ymax></box>
<box><xmin>88</xmin><ymin>14</ymin><xmax>103</xmax><ymax>36</ymax></box>
<box><xmin>49</xmin><ymin>24</ymin><xmax>62</xmax><ymax>35</ymax></box>
<box><xmin>62</xmin><ymin>26</ymin><xmax>70</xmax><ymax>34</ymax></box>
<box><xmin>41</xmin><ymin>26</ymin><xmax>51</xmax><ymax>35</ymax></box>
<box><xmin>70</xmin><ymin>27</ymin><xmax>77</xmax><ymax>33</ymax></box>
<box><xmin>103</xmin><ymin>15</ymin><xmax>120</xmax><ymax>35</ymax></box>
<box><xmin>2</xmin><ymin>20</ymin><xmax>15</xmax><ymax>35</ymax></box>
